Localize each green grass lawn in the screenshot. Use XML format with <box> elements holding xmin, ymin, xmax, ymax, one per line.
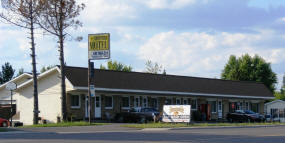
<box><xmin>122</xmin><ymin>122</ymin><xmax>285</xmax><ymax>128</ymax></box>
<box><xmin>21</xmin><ymin>121</ymin><xmax>109</xmax><ymax>128</ymax></box>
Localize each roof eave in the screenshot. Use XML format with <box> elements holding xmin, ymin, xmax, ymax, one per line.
<box><xmin>73</xmin><ymin>86</ymin><xmax>274</xmax><ymax>100</ymax></box>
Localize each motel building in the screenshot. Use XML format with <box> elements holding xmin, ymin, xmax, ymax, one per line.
<box><xmin>0</xmin><ymin>66</ymin><xmax>274</xmax><ymax>125</ymax></box>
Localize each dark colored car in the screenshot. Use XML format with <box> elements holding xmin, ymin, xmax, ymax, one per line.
<box><xmin>227</xmin><ymin>110</ymin><xmax>265</xmax><ymax>123</ymax></box>
<box><xmin>114</xmin><ymin>108</ymin><xmax>160</xmax><ymax>123</ymax></box>
<box><xmin>0</xmin><ymin>118</ymin><xmax>10</xmax><ymax>127</ymax></box>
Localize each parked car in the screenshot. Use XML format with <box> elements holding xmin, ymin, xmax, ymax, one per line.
<box><xmin>114</xmin><ymin>108</ymin><xmax>160</xmax><ymax>123</ymax></box>
<box><xmin>227</xmin><ymin>110</ymin><xmax>265</xmax><ymax>123</ymax></box>
<box><xmin>0</xmin><ymin>118</ymin><xmax>10</xmax><ymax>127</ymax></box>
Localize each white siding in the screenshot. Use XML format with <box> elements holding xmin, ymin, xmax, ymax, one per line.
<box><xmin>17</xmin><ymin>70</ymin><xmax>71</xmax><ymax>125</ymax></box>
<box><xmin>0</xmin><ymin>89</ymin><xmax>11</xmax><ymax>100</ymax></box>
<box><xmin>0</xmin><ymin>74</ymin><xmax>32</xmax><ymax>101</ymax></box>
<box><xmin>265</xmin><ymin>101</ymin><xmax>285</xmax><ymax>114</ymax></box>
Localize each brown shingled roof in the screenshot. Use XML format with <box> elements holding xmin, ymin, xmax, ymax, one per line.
<box><xmin>64</xmin><ymin>66</ymin><xmax>273</xmax><ymax>98</ymax></box>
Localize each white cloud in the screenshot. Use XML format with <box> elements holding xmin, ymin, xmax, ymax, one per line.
<box><xmin>138</xmin><ymin>30</ymin><xmax>285</xmax><ymax>77</ymax></box>
<box><xmin>79</xmin><ymin>0</ymin><xmax>136</xmax><ymax>23</ymax></box>
<box><xmin>277</xmin><ymin>17</ymin><xmax>285</xmax><ymax>22</ymax></box>
<box><xmin>136</xmin><ymin>0</ymin><xmax>202</xmax><ymax>9</ymax></box>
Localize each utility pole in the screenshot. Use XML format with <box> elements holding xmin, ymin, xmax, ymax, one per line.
<box><xmin>88</xmin><ymin>60</ymin><xmax>94</xmax><ymax>124</ymax></box>
<box><xmin>6</xmin><ymin>82</ymin><xmax>17</xmax><ymax>127</ymax></box>
<box><xmin>88</xmin><ymin>60</ymin><xmax>91</xmax><ymax>124</ymax></box>
<box><xmin>10</xmin><ymin>90</ymin><xmax>13</xmax><ymax>127</ymax></box>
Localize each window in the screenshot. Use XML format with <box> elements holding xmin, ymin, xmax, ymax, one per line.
<box><xmin>152</xmin><ymin>98</ymin><xmax>158</xmax><ymax>109</ymax></box>
<box><xmin>165</xmin><ymin>98</ymin><xmax>172</xmax><ymax>105</ymax></box>
<box><xmin>95</xmin><ymin>96</ymin><xmax>100</xmax><ymax>108</ymax></box>
<box><xmin>183</xmin><ymin>98</ymin><xmax>188</xmax><ymax>105</ymax></box>
<box><xmin>134</xmin><ymin>97</ymin><xmax>140</xmax><ymax>107</ymax></box>
<box><xmin>105</xmin><ymin>96</ymin><xmax>113</xmax><ymax>109</ymax></box>
<box><xmin>234</xmin><ymin>102</ymin><xmax>243</xmax><ymax>111</ymax></box>
<box><xmin>251</xmin><ymin>103</ymin><xmax>259</xmax><ymax>113</ymax></box>
<box><xmin>142</xmin><ymin>97</ymin><xmax>148</xmax><ymax>108</ymax></box>
<box><xmin>190</xmin><ymin>99</ymin><xmax>197</xmax><ymax>110</ymax></box>
<box><xmin>279</xmin><ymin>109</ymin><xmax>285</xmax><ymax>118</ymax></box>
<box><xmin>209</xmin><ymin>101</ymin><xmax>217</xmax><ymax>113</ymax></box>
<box><xmin>70</xmin><ymin>94</ymin><xmax>80</xmax><ymax>108</ymax></box>
<box><xmin>176</xmin><ymin>98</ymin><xmax>181</xmax><ymax>105</ymax></box>
<box><xmin>271</xmin><ymin>108</ymin><xmax>278</xmax><ymax>118</ymax></box>
<box><xmin>122</xmin><ymin>96</ymin><xmax>130</xmax><ymax>109</ymax></box>
<box><xmin>218</xmin><ymin>101</ymin><xmax>222</xmax><ymax>111</ymax></box>
<box><xmin>245</xmin><ymin>102</ymin><xmax>249</xmax><ymax>110</ymax></box>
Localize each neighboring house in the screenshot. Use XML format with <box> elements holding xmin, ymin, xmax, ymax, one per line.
<box><xmin>265</xmin><ymin>100</ymin><xmax>285</xmax><ymax>122</ymax></box>
<box><xmin>0</xmin><ymin>73</ymin><xmax>32</xmax><ymax>120</ymax></box>
<box><xmin>1</xmin><ymin>66</ymin><xmax>274</xmax><ymax>125</ymax></box>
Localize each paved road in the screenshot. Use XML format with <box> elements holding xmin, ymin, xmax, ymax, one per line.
<box><xmin>0</xmin><ymin>125</ymin><xmax>285</xmax><ymax>143</ymax></box>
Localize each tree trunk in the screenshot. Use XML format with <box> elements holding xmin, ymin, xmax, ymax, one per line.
<box><xmin>59</xmin><ymin>0</ymin><xmax>67</xmax><ymax>121</ymax></box>
<box><xmin>29</xmin><ymin>1</ymin><xmax>39</xmax><ymax>125</ymax></box>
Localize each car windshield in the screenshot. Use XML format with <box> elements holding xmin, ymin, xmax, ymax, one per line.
<box><xmin>244</xmin><ymin>110</ymin><xmax>256</xmax><ymax>114</ymax></box>
<box><xmin>142</xmin><ymin>108</ymin><xmax>157</xmax><ymax>112</ymax></box>
<box><xmin>235</xmin><ymin>110</ymin><xmax>245</xmax><ymax>114</ymax></box>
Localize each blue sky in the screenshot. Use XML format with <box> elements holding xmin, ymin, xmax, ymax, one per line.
<box><xmin>0</xmin><ymin>0</ymin><xmax>285</xmax><ymax>89</ymax></box>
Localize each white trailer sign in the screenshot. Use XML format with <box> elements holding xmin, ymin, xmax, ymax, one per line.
<box><xmin>162</xmin><ymin>105</ymin><xmax>191</xmax><ymax>123</ymax></box>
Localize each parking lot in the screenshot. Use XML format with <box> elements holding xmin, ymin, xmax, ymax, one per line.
<box><xmin>0</xmin><ymin>124</ymin><xmax>285</xmax><ymax>143</ymax></box>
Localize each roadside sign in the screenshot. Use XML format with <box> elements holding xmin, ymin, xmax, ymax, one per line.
<box><xmin>88</xmin><ymin>33</ymin><xmax>110</xmax><ymax>60</ymax></box>
<box><xmin>162</xmin><ymin>105</ymin><xmax>191</xmax><ymax>123</ymax></box>
<box><xmin>6</xmin><ymin>82</ymin><xmax>17</xmax><ymax>91</ymax></box>
<box><xmin>90</xmin><ymin>85</ymin><xmax>95</xmax><ymax>97</ymax></box>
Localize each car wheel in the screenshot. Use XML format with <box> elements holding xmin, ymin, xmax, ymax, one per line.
<box><xmin>2</xmin><ymin>122</ymin><xmax>8</xmax><ymax>127</ymax></box>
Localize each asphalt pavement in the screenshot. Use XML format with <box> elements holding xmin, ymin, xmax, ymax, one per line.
<box><xmin>0</xmin><ymin>124</ymin><xmax>285</xmax><ymax>143</ymax></box>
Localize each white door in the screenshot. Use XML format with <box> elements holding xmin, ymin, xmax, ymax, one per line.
<box><xmin>85</xmin><ymin>96</ymin><xmax>89</xmax><ymax>118</ymax></box>
<box><xmin>218</xmin><ymin>100</ymin><xmax>223</xmax><ymax>119</ymax></box>
<box><xmin>95</xmin><ymin>95</ymin><xmax>101</xmax><ymax>118</ymax></box>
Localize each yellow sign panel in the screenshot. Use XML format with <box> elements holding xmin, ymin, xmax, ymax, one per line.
<box><xmin>88</xmin><ymin>33</ymin><xmax>110</xmax><ymax>60</ymax></box>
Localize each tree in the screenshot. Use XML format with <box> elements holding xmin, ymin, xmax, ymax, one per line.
<box><xmin>0</xmin><ymin>62</ymin><xmax>15</xmax><ymax>84</ymax></box>
<box><xmin>40</xmin><ymin>65</ymin><xmax>55</xmax><ymax>73</ymax></box>
<box><xmin>163</xmin><ymin>69</ymin><xmax>167</xmax><ymax>75</ymax></box>
<box><xmin>0</xmin><ymin>0</ymin><xmax>43</xmax><ymax>124</ymax></box>
<box><xmin>37</xmin><ymin>0</ymin><xmax>85</xmax><ymax>121</ymax></box>
<box><xmin>0</xmin><ymin>72</ymin><xmax>2</xmax><ymax>84</ymax></box>
<box><xmin>274</xmin><ymin>92</ymin><xmax>285</xmax><ymax>100</ymax></box>
<box><xmin>145</xmin><ymin>60</ymin><xmax>163</xmax><ymax>74</ymax></box>
<box><xmin>221</xmin><ymin>54</ymin><xmax>277</xmax><ymax>92</ymax></box>
<box><xmin>1</xmin><ymin>62</ymin><xmax>15</xmax><ymax>83</ymax></box>
<box><xmin>100</xmin><ymin>60</ymin><xmax>132</xmax><ymax>72</ymax></box>
<box><xmin>16</xmin><ymin>68</ymin><xmax>24</xmax><ymax>77</ymax></box>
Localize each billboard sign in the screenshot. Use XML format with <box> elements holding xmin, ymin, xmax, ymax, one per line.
<box><xmin>88</xmin><ymin>33</ymin><xmax>110</xmax><ymax>60</ymax></box>
<box><xmin>162</xmin><ymin>105</ymin><xmax>191</xmax><ymax>123</ymax></box>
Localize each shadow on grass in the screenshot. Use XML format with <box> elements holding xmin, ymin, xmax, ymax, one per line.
<box><xmin>0</xmin><ymin>127</ymin><xmax>20</xmax><ymax>132</ymax></box>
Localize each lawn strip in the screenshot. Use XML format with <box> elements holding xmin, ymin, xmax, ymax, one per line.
<box><xmin>20</xmin><ymin>121</ymin><xmax>109</xmax><ymax>128</ymax></box>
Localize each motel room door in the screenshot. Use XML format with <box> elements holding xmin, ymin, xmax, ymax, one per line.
<box><xmin>218</xmin><ymin>99</ymin><xmax>223</xmax><ymax>119</ymax></box>
<box><xmin>94</xmin><ymin>95</ymin><xmax>101</xmax><ymax>118</ymax></box>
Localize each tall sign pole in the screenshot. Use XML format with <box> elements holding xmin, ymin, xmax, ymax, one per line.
<box><xmin>6</xmin><ymin>82</ymin><xmax>17</xmax><ymax>127</ymax></box>
<box><xmin>88</xmin><ymin>59</ymin><xmax>91</xmax><ymax>123</ymax></box>
<box><xmin>88</xmin><ymin>33</ymin><xmax>110</xmax><ymax>124</ymax></box>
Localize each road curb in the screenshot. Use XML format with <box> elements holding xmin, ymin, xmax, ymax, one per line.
<box><xmin>141</xmin><ymin>128</ymin><xmax>171</xmax><ymax>131</ymax></box>
<box><xmin>170</xmin><ymin>124</ymin><xmax>285</xmax><ymax>130</ymax></box>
